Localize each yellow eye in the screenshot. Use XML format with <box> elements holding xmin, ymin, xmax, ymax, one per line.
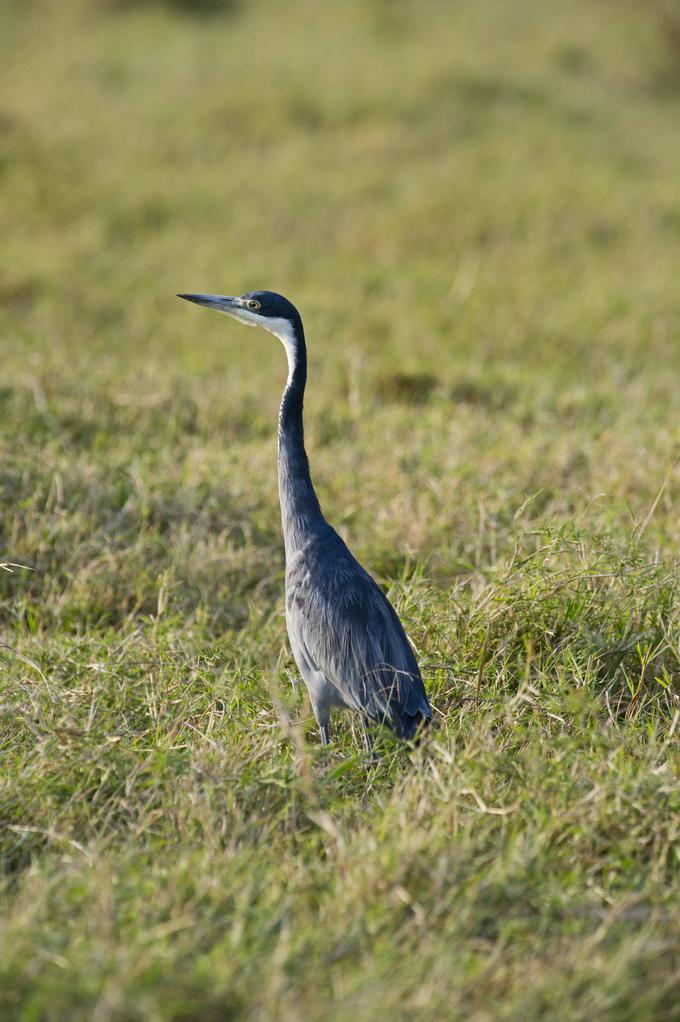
<box><xmin>247</xmin><ymin>299</ymin><xmax>261</xmax><ymax>311</ymax></box>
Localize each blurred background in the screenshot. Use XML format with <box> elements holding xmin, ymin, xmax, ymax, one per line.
<box><xmin>1</xmin><ymin>4</ymin><xmax>680</xmax><ymax>1018</ymax></box>
<box><xmin>1</xmin><ymin>0</ymin><xmax>680</xmax><ymax>626</ymax></box>
<box><xmin>2</xmin><ymin>0</ymin><xmax>680</xmax><ymax>632</ymax></box>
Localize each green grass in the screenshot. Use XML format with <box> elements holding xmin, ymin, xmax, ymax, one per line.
<box><xmin>1</xmin><ymin>0</ymin><xmax>680</xmax><ymax>1018</ymax></box>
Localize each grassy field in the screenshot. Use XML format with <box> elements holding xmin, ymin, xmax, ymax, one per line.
<box><xmin>1</xmin><ymin>0</ymin><xmax>680</xmax><ymax>1018</ymax></box>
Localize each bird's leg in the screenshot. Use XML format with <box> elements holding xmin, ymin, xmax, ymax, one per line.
<box><xmin>361</xmin><ymin>717</ymin><xmax>380</xmax><ymax>766</ymax></box>
<box><xmin>361</xmin><ymin>716</ymin><xmax>373</xmax><ymax>754</ymax></box>
<box><xmin>319</xmin><ymin>725</ymin><xmax>329</xmax><ymax>747</ymax></box>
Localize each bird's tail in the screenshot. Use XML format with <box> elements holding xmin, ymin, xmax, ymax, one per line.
<box><xmin>393</xmin><ymin>701</ymin><xmax>432</xmax><ymax>742</ymax></box>
<box><xmin>362</xmin><ymin>664</ymin><xmax>432</xmax><ymax>741</ymax></box>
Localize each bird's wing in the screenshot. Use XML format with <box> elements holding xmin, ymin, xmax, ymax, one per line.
<box><xmin>286</xmin><ymin>532</ymin><xmax>430</xmax><ymax>733</ymax></box>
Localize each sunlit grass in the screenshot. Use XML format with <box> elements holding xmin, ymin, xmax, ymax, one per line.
<box><xmin>0</xmin><ymin>0</ymin><xmax>679</xmax><ymax>1019</ymax></box>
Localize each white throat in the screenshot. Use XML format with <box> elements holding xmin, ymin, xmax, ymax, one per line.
<box><xmin>224</xmin><ymin>308</ymin><xmax>299</xmax><ymax>384</ymax></box>
<box><xmin>261</xmin><ymin>317</ymin><xmax>299</xmax><ymax>384</ymax></box>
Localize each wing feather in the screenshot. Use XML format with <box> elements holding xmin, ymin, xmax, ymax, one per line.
<box><xmin>286</xmin><ymin>529</ymin><xmax>431</xmax><ymax>735</ymax></box>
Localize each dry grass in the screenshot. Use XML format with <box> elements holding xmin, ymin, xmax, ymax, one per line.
<box><xmin>0</xmin><ymin>0</ymin><xmax>679</xmax><ymax>1018</ymax></box>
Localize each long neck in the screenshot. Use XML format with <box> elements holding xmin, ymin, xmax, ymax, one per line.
<box><xmin>276</xmin><ymin>318</ymin><xmax>323</xmax><ymax>555</ymax></box>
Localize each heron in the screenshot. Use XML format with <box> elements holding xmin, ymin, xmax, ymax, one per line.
<box><xmin>178</xmin><ymin>290</ymin><xmax>432</xmax><ymax>747</ymax></box>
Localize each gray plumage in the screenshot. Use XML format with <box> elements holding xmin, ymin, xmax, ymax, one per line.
<box><xmin>178</xmin><ymin>289</ymin><xmax>432</xmax><ymax>745</ymax></box>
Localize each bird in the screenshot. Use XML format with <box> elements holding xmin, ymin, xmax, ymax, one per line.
<box><xmin>178</xmin><ymin>290</ymin><xmax>432</xmax><ymax>747</ymax></box>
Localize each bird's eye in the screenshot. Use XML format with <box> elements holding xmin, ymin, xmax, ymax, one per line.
<box><xmin>247</xmin><ymin>299</ymin><xmax>261</xmax><ymax>311</ymax></box>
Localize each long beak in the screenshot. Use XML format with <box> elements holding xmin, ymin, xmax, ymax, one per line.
<box><xmin>177</xmin><ymin>293</ymin><xmax>239</xmax><ymax>312</ymax></box>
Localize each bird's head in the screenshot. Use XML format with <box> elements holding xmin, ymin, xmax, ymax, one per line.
<box><xmin>177</xmin><ymin>290</ymin><xmax>302</xmax><ymax>347</ymax></box>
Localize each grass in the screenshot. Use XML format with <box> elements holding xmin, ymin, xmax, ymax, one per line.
<box><xmin>1</xmin><ymin>0</ymin><xmax>679</xmax><ymax>1018</ymax></box>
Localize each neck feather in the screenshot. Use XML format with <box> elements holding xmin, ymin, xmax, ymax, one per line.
<box><xmin>272</xmin><ymin>317</ymin><xmax>323</xmax><ymax>553</ymax></box>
